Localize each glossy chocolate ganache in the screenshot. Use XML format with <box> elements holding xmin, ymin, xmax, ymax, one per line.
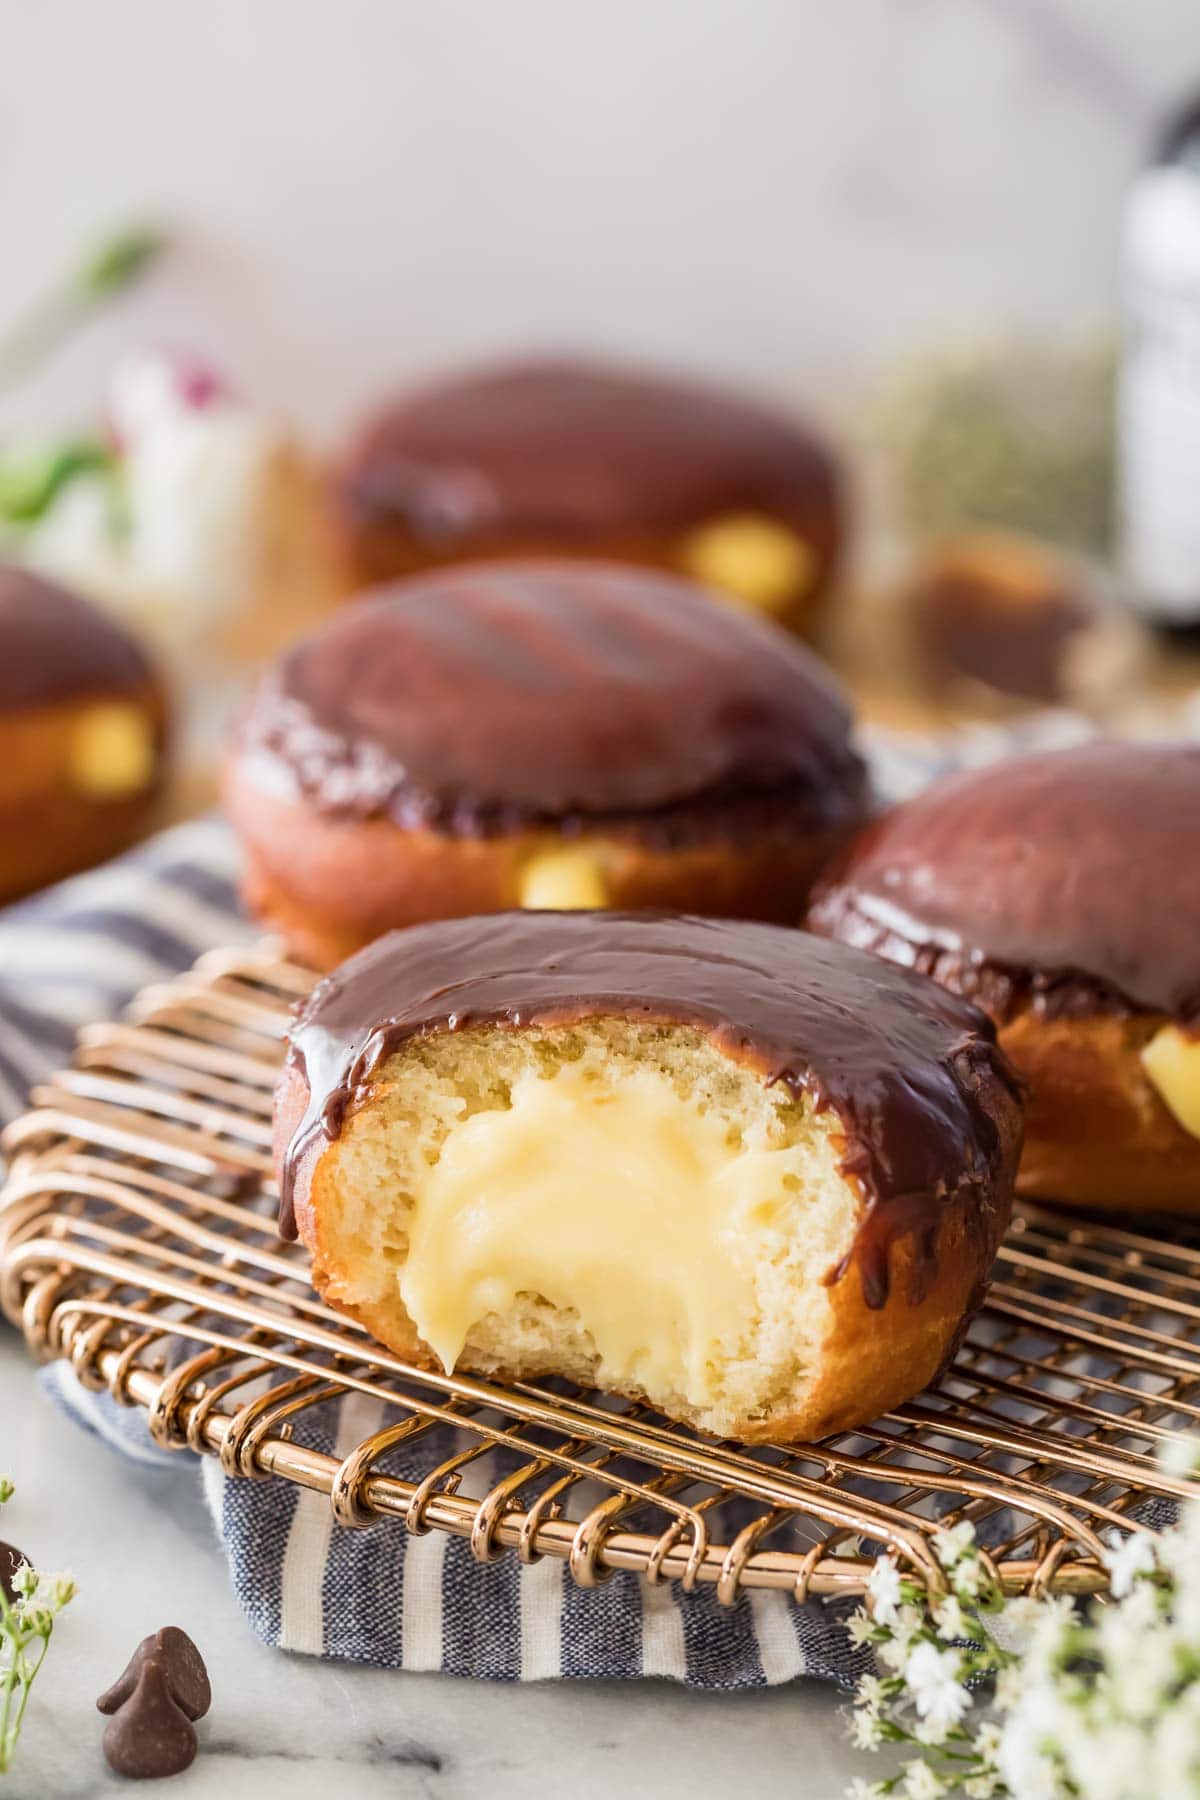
<box><xmin>280</xmin><ymin>912</ymin><xmax>1021</xmax><ymax>1307</ymax></box>
<box><xmin>810</xmin><ymin>741</ymin><xmax>1200</xmax><ymax>1025</ymax></box>
<box><xmin>0</xmin><ymin>564</ymin><xmax>152</xmax><ymax>712</ymax></box>
<box><xmin>338</xmin><ymin>358</ymin><xmax>840</xmax><ymax>546</ymax></box>
<box><xmin>234</xmin><ymin>561</ymin><xmax>869</xmax><ymax>839</ymax></box>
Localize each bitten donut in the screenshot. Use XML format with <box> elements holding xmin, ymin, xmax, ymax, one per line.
<box><xmin>275</xmin><ymin>912</ymin><xmax>1022</xmax><ymax>1442</ymax></box>
<box><xmin>331</xmin><ymin>357</ymin><xmax>844</xmax><ymax>635</ymax></box>
<box><xmin>809</xmin><ymin>741</ymin><xmax>1200</xmax><ymax>1213</ymax></box>
<box><xmin>0</xmin><ymin>564</ymin><xmax>166</xmax><ymax>901</ymax></box>
<box><xmin>224</xmin><ymin>560</ymin><xmax>870</xmax><ymax>968</ymax></box>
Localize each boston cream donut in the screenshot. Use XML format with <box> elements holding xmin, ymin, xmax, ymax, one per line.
<box><xmin>224</xmin><ymin>560</ymin><xmax>870</xmax><ymax>968</ymax></box>
<box><xmin>332</xmin><ymin>358</ymin><xmax>843</xmax><ymax>635</ymax></box>
<box><xmin>809</xmin><ymin>741</ymin><xmax>1200</xmax><ymax>1213</ymax></box>
<box><xmin>0</xmin><ymin>564</ymin><xmax>166</xmax><ymax>900</ymax></box>
<box><xmin>275</xmin><ymin>912</ymin><xmax>1022</xmax><ymax>1443</ymax></box>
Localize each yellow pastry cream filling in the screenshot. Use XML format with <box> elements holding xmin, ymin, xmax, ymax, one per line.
<box><xmin>1142</xmin><ymin>1024</ymin><xmax>1200</xmax><ymax>1139</ymax></box>
<box><xmin>67</xmin><ymin>703</ymin><xmax>157</xmax><ymax>798</ymax></box>
<box><xmin>679</xmin><ymin>513</ymin><xmax>814</xmax><ymax>616</ymax></box>
<box><xmin>398</xmin><ymin>1060</ymin><xmax>807</xmax><ymax>1406</ymax></box>
<box><xmin>518</xmin><ymin>846</ymin><xmax>609</xmax><ymax>910</ymax></box>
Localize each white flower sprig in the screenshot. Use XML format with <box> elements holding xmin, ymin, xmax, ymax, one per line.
<box><xmin>845</xmin><ymin>1520</ymin><xmax>1008</xmax><ymax>1796</ymax></box>
<box><xmin>844</xmin><ymin>1441</ymin><xmax>1200</xmax><ymax>1800</ymax></box>
<box><xmin>0</xmin><ymin>1477</ymin><xmax>76</xmax><ymax>1776</ymax></box>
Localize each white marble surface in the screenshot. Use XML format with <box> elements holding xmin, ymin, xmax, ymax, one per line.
<box><xmin>2</xmin><ymin>1332</ymin><xmax>896</xmax><ymax>1799</ymax></box>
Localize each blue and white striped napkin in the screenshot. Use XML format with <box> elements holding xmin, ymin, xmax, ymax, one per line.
<box><xmin>0</xmin><ymin>714</ymin><xmax>1093</xmax><ymax>1686</ymax></box>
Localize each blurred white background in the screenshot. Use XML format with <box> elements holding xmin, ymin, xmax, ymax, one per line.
<box><xmin>5</xmin><ymin>0</ymin><xmax>1200</xmax><ymax>438</ymax></box>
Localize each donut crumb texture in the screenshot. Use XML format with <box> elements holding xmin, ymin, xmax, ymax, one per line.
<box><xmin>302</xmin><ymin>1020</ymin><xmax>880</xmax><ymax>1440</ymax></box>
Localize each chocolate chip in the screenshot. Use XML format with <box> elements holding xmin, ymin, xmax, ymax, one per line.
<box><xmin>0</xmin><ymin>1542</ymin><xmax>27</xmax><ymax>1607</ymax></box>
<box><xmin>101</xmin><ymin>1655</ymin><xmax>197</xmax><ymax>1780</ymax></box>
<box><xmin>98</xmin><ymin>1626</ymin><xmax>211</xmax><ymax>1722</ymax></box>
<box><xmin>98</xmin><ymin>1627</ymin><xmax>211</xmax><ymax>1780</ymax></box>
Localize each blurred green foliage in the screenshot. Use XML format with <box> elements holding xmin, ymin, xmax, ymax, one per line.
<box><xmin>0</xmin><ymin>221</ymin><xmax>167</xmax><ymax>395</ymax></box>
<box><xmin>874</xmin><ymin>337</ymin><xmax>1116</xmax><ymax>556</ymax></box>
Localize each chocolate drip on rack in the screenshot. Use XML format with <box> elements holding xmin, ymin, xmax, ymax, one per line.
<box><xmin>279</xmin><ymin>912</ymin><xmax>1020</xmax><ymax>1307</ymax></box>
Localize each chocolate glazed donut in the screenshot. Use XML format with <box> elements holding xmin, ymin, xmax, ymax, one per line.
<box><xmin>275</xmin><ymin>913</ymin><xmax>1022</xmax><ymax>1443</ymax></box>
<box><xmin>809</xmin><ymin>741</ymin><xmax>1200</xmax><ymax>1213</ymax></box>
<box><xmin>0</xmin><ymin>564</ymin><xmax>166</xmax><ymax>900</ymax></box>
<box><xmin>330</xmin><ymin>358</ymin><xmax>844</xmax><ymax>637</ymax></box>
<box><xmin>224</xmin><ymin>560</ymin><xmax>871</xmax><ymax>968</ymax></box>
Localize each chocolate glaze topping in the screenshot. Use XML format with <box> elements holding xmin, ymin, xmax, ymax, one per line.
<box><xmin>809</xmin><ymin>742</ymin><xmax>1200</xmax><ymax>1024</ymax></box>
<box><xmin>280</xmin><ymin>912</ymin><xmax>1020</xmax><ymax>1307</ymax></box>
<box><xmin>0</xmin><ymin>563</ymin><xmax>151</xmax><ymax>713</ymax></box>
<box><xmin>339</xmin><ymin>358</ymin><xmax>840</xmax><ymax>546</ymax></box>
<box><xmin>234</xmin><ymin>561</ymin><xmax>868</xmax><ymax>837</ymax></box>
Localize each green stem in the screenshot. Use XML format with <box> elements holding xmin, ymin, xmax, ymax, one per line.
<box><xmin>0</xmin><ymin>225</ymin><xmax>166</xmax><ymax>396</ymax></box>
<box><xmin>6</xmin><ymin>1636</ymin><xmax>48</xmax><ymax>1764</ymax></box>
<box><xmin>0</xmin><ymin>1664</ymin><xmax>15</xmax><ymax>1773</ymax></box>
<box><xmin>0</xmin><ymin>292</ymin><xmax>82</xmax><ymax>395</ymax></box>
<box><xmin>0</xmin><ymin>1589</ymin><xmax>17</xmax><ymax>1773</ymax></box>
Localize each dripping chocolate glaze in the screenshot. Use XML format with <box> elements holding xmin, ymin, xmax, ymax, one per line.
<box><xmin>278</xmin><ymin>912</ymin><xmax>1021</xmax><ymax>1308</ymax></box>
<box><xmin>809</xmin><ymin>741</ymin><xmax>1200</xmax><ymax>1028</ymax></box>
<box><xmin>0</xmin><ymin>563</ymin><xmax>152</xmax><ymax>714</ymax></box>
<box><xmin>337</xmin><ymin>357</ymin><xmax>841</xmax><ymax>545</ymax></box>
<box><xmin>232</xmin><ymin>561</ymin><xmax>869</xmax><ymax>838</ymax></box>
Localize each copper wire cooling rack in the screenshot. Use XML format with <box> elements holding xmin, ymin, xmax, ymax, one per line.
<box><xmin>3</xmin><ymin>942</ymin><xmax>1200</xmax><ymax>1604</ymax></box>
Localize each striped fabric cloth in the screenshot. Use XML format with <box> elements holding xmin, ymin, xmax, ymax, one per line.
<box><xmin>0</xmin><ymin>713</ymin><xmax>1092</xmax><ymax>1685</ymax></box>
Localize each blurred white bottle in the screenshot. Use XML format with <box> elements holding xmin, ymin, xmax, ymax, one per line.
<box><xmin>1118</xmin><ymin>97</ymin><xmax>1200</xmax><ymax>637</ymax></box>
